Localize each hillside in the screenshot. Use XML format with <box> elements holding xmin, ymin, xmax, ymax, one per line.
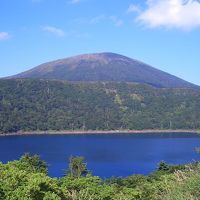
<box><xmin>8</xmin><ymin>53</ymin><xmax>196</xmax><ymax>88</ymax></box>
<box><xmin>1</xmin><ymin>79</ymin><xmax>200</xmax><ymax>133</ymax></box>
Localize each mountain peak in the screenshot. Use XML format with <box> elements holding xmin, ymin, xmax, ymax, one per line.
<box><xmin>9</xmin><ymin>52</ymin><xmax>197</xmax><ymax>88</ymax></box>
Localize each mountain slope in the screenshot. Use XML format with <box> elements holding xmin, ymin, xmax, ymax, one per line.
<box><xmin>9</xmin><ymin>52</ymin><xmax>196</xmax><ymax>88</ymax></box>
<box><xmin>1</xmin><ymin>79</ymin><xmax>200</xmax><ymax>133</ymax></box>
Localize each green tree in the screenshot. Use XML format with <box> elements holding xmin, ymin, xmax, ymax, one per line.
<box><xmin>158</xmin><ymin>161</ymin><xmax>169</xmax><ymax>171</ymax></box>
<box><xmin>67</xmin><ymin>156</ymin><xmax>88</xmax><ymax>178</ymax></box>
<box><xmin>17</xmin><ymin>153</ymin><xmax>48</xmax><ymax>174</ymax></box>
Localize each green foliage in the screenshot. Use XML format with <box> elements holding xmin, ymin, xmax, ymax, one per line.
<box><xmin>60</xmin><ymin>174</ymin><xmax>101</xmax><ymax>191</ymax></box>
<box><xmin>158</xmin><ymin>164</ymin><xmax>200</xmax><ymax>200</ymax></box>
<box><xmin>67</xmin><ymin>156</ymin><xmax>88</xmax><ymax>178</ymax></box>
<box><xmin>7</xmin><ymin>174</ymin><xmax>62</xmax><ymax>200</ymax></box>
<box><xmin>158</xmin><ymin>161</ymin><xmax>169</xmax><ymax>171</ymax></box>
<box><xmin>17</xmin><ymin>153</ymin><xmax>48</xmax><ymax>174</ymax></box>
<box><xmin>0</xmin><ymin>186</ymin><xmax>5</xmax><ymax>200</ymax></box>
<box><xmin>1</xmin><ymin>79</ymin><xmax>200</xmax><ymax>133</ymax></box>
<box><xmin>1</xmin><ymin>154</ymin><xmax>200</xmax><ymax>199</ymax></box>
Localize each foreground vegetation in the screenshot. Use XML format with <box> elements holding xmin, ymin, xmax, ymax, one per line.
<box><xmin>1</xmin><ymin>79</ymin><xmax>200</xmax><ymax>133</ymax></box>
<box><xmin>0</xmin><ymin>154</ymin><xmax>200</xmax><ymax>200</ymax></box>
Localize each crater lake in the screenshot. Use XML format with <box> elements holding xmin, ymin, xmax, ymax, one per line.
<box><xmin>0</xmin><ymin>132</ymin><xmax>200</xmax><ymax>178</ymax></box>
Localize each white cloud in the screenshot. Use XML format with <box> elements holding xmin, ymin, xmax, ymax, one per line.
<box><xmin>0</xmin><ymin>32</ymin><xmax>10</xmax><ymax>41</ymax></box>
<box><xmin>74</xmin><ymin>15</ymin><xmax>124</xmax><ymax>27</ymax></box>
<box><xmin>127</xmin><ymin>4</ymin><xmax>141</xmax><ymax>14</ymax></box>
<box><xmin>109</xmin><ymin>16</ymin><xmax>124</xmax><ymax>27</ymax></box>
<box><xmin>43</xmin><ymin>26</ymin><xmax>65</xmax><ymax>37</ymax></box>
<box><xmin>90</xmin><ymin>15</ymin><xmax>106</xmax><ymax>24</ymax></box>
<box><xmin>43</xmin><ymin>27</ymin><xmax>89</xmax><ymax>38</ymax></box>
<box><xmin>135</xmin><ymin>0</ymin><xmax>200</xmax><ymax>30</ymax></box>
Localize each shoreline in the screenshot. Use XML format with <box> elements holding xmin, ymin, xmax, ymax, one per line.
<box><xmin>0</xmin><ymin>129</ymin><xmax>199</xmax><ymax>137</ymax></box>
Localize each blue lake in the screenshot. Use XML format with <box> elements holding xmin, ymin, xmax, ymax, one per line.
<box><xmin>0</xmin><ymin>132</ymin><xmax>200</xmax><ymax>178</ymax></box>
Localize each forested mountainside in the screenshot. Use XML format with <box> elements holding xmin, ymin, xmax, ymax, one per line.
<box><xmin>1</xmin><ymin>79</ymin><xmax>200</xmax><ymax>133</ymax></box>
<box><xmin>9</xmin><ymin>52</ymin><xmax>196</xmax><ymax>88</ymax></box>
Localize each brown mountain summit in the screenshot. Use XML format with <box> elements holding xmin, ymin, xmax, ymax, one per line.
<box><xmin>9</xmin><ymin>52</ymin><xmax>196</xmax><ymax>88</ymax></box>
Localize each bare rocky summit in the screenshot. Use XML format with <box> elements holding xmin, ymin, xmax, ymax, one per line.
<box><xmin>9</xmin><ymin>52</ymin><xmax>196</xmax><ymax>88</ymax></box>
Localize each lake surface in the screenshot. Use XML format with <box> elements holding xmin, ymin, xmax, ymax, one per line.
<box><xmin>0</xmin><ymin>132</ymin><xmax>200</xmax><ymax>178</ymax></box>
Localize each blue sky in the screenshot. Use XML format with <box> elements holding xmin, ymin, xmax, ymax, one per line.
<box><xmin>1</xmin><ymin>0</ymin><xmax>200</xmax><ymax>85</ymax></box>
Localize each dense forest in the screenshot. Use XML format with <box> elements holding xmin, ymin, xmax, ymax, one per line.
<box><xmin>0</xmin><ymin>153</ymin><xmax>200</xmax><ymax>200</ymax></box>
<box><xmin>1</xmin><ymin>79</ymin><xmax>200</xmax><ymax>133</ymax></box>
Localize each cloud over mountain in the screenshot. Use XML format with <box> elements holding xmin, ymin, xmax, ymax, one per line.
<box><xmin>130</xmin><ymin>0</ymin><xmax>200</xmax><ymax>30</ymax></box>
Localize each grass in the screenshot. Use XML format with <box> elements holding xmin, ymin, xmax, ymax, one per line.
<box><xmin>160</xmin><ymin>164</ymin><xmax>200</xmax><ymax>200</ymax></box>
